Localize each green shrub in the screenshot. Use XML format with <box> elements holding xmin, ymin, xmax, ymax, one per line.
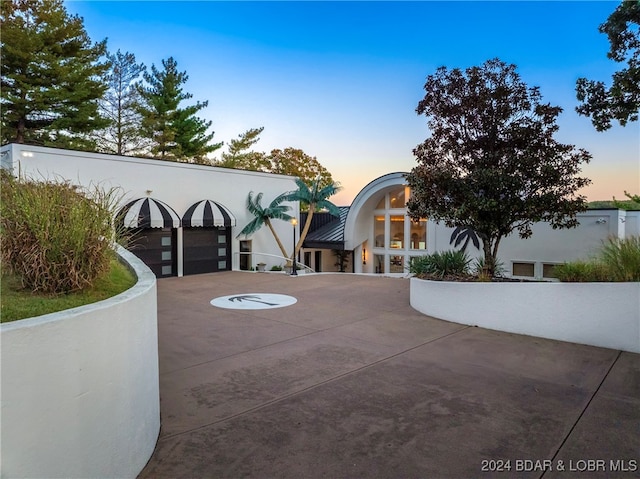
<box><xmin>270</xmin><ymin>265</ymin><xmax>283</xmax><ymax>271</ymax></box>
<box><xmin>554</xmin><ymin>261</ymin><xmax>611</xmax><ymax>282</ymax></box>
<box><xmin>599</xmin><ymin>236</ymin><xmax>640</xmax><ymax>281</ymax></box>
<box><xmin>0</xmin><ymin>171</ymin><xmax>123</xmax><ymax>294</ymax></box>
<box><xmin>409</xmin><ymin>250</ymin><xmax>471</xmax><ymax>278</ymax></box>
<box><xmin>555</xmin><ymin>236</ymin><xmax>640</xmax><ymax>282</ymax></box>
<box><xmin>472</xmin><ymin>256</ymin><xmax>506</xmax><ymax>278</ymax></box>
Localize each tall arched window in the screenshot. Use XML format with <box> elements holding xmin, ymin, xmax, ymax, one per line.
<box><xmin>371</xmin><ymin>187</ymin><xmax>427</xmax><ymax>274</ymax></box>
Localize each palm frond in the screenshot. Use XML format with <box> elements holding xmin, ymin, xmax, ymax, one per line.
<box><xmin>245</xmin><ymin>191</ymin><xmax>264</xmax><ymax>217</ymax></box>
<box><xmin>236</xmin><ymin>217</ymin><xmax>263</xmax><ymax>237</ymax></box>
<box><xmin>316</xmin><ymin>200</ymin><xmax>340</xmax><ymax>217</ymax></box>
<box><xmin>267</xmin><ymin>208</ymin><xmax>294</xmax><ymax>221</ymax></box>
<box><xmin>269</xmin><ymin>192</ymin><xmax>291</xmax><ymax>208</ymax></box>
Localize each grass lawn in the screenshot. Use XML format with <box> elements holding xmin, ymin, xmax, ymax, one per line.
<box><xmin>1</xmin><ymin>259</ymin><xmax>137</xmax><ymax>323</ymax></box>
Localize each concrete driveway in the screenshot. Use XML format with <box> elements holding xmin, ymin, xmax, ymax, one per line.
<box><xmin>139</xmin><ymin>272</ymin><xmax>639</xmax><ymax>479</ymax></box>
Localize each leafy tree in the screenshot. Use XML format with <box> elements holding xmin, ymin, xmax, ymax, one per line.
<box><xmin>94</xmin><ymin>49</ymin><xmax>147</xmax><ymax>155</ymax></box>
<box><xmin>1</xmin><ymin>0</ymin><xmax>109</xmax><ymax>148</ymax></box>
<box><xmin>282</xmin><ymin>177</ymin><xmax>341</xmax><ymax>260</ymax></box>
<box><xmin>216</xmin><ymin>127</ymin><xmax>270</xmax><ymax>171</ymax></box>
<box><xmin>406</xmin><ymin>58</ymin><xmax>592</xmax><ymax>277</ymax></box>
<box><xmin>576</xmin><ymin>1</ymin><xmax>640</xmax><ymax>131</ymax></box>
<box><xmin>137</xmin><ymin>57</ymin><xmax>221</xmax><ymax>162</ymax></box>
<box><xmin>236</xmin><ymin>191</ymin><xmax>293</xmax><ymax>259</ymax></box>
<box><xmin>613</xmin><ymin>191</ymin><xmax>640</xmax><ymax>209</ymax></box>
<box><xmin>269</xmin><ymin>147</ymin><xmax>334</xmax><ymax>188</ymax></box>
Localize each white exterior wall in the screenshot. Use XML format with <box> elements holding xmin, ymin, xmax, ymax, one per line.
<box><xmin>0</xmin><ymin>247</ymin><xmax>160</xmax><ymax>478</ymax></box>
<box><xmin>624</xmin><ymin>210</ymin><xmax>640</xmax><ymax>237</ymax></box>
<box><xmin>431</xmin><ymin>209</ymin><xmax>633</xmax><ymax>278</ymax></box>
<box><xmin>1</xmin><ymin>144</ymin><xmax>299</xmax><ymax>272</ymax></box>
<box><xmin>410</xmin><ymin>278</ymin><xmax>640</xmax><ymax>353</ymax></box>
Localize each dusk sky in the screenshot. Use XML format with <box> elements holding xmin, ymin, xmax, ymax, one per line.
<box><xmin>66</xmin><ymin>1</ymin><xmax>639</xmax><ymax>206</ymax></box>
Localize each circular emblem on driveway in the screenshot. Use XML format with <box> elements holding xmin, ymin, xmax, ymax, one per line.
<box><xmin>210</xmin><ymin>293</ymin><xmax>297</xmax><ymax>310</ymax></box>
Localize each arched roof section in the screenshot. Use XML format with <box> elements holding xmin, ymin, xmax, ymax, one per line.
<box><xmin>343</xmin><ymin>172</ymin><xmax>408</xmax><ymax>250</ymax></box>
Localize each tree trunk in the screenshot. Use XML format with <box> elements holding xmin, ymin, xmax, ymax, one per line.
<box><xmin>265</xmin><ymin>218</ymin><xmax>290</xmax><ymax>260</ymax></box>
<box><xmin>16</xmin><ymin>117</ymin><xmax>25</xmax><ymax>144</ymax></box>
<box><xmin>295</xmin><ymin>204</ymin><xmax>315</xmax><ymax>259</ymax></box>
<box><xmin>481</xmin><ymin>235</ymin><xmax>502</xmax><ymax>277</ymax></box>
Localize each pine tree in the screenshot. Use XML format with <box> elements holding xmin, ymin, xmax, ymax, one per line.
<box><xmin>94</xmin><ymin>50</ymin><xmax>147</xmax><ymax>155</ymax></box>
<box><xmin>137</xmin><ymin>57</ymin><xmax>220</xmax><ymax>162</ymax></box>
<box><xmin>216</xmin><ymin>127</ymin><xmax>270</xmax><ymax>171</ymax></box>
<box><xmin>1</xmin><ymin>0</ymin><xmax>109</xmax><ymax>148</ymax></box>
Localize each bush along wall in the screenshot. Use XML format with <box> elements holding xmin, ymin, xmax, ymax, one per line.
<box><xmin>555</xmin><ymin>236</ymin><xmax>640</xmax><ymax>282</ymax></box>
<box><xmin>0</xmin><ymin>171</ymin><xmax>123</xmax><ymax>294</ymax></box>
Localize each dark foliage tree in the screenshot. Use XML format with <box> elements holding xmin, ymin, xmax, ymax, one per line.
<box><xmin>406</xmin><ymin>59</ymin><xmax>592</xmax><ymax>276</ymax></box>
<box><xmin>94</xmin><ymin>49</ymin><xmax>147</xmax><ymax>155</ymax></box>
<box><xmin>216</xmin><ymin>127</ymin><xmax>270</xmax><ymax>171</ymax></box>
<box><xmin>576</xmin><ymin>0</ymin><xmax>640</xmax><ymax>131</ymax></box>
<box><xmin>1</xmin><ymin>0</ymin><xmax>109</xmax><ymax>148</ymax></box>
<box><xmin>137</xmin><ymin>57</ymin><xmax>221</xmax><ymax>162</ymax></box>
<box><xmin>269</xmin><ymin>147</ymin><xmax>334</xmax><ymax>188</ymax></box>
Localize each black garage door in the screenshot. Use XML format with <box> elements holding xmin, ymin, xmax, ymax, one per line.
<box><xmin>183</xmin><ymin>227</ymin><xmax>231</xmax><ymax>275</ymax></box>
<box><xmin>129</xmin><ymin>228</ymin><xmax>177</xmax><ymax>277</ymax></box>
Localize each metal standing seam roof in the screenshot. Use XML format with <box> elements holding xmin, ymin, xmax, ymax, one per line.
<box><xmin>302</xmin><ymin>206</ymin><xmax>350</xmax><ymax>250</ymax></box>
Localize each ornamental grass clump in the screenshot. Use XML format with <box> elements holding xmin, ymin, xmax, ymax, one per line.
<box><xmin>554</xmin><ymin>260</ymin><xmax>611</xmax><ymax>282</ymax></box>
<box><xmin>0</xmin><ymin>171</ymin><xmax>122</xmax><ymax>294</ymax></box>
<box><xmin>409</xmin><ymin>250</ymin><xmax>472</xmax><ymax>279</ymax></box>
<box><xmin>599</xmin><ymin>236</ymin><xmax>640</xmax><ymax>282</ymax></box>
<box><xmin>554</xmin><ymin>236</ymin><xmax>640</xmax><ymax>282</ymax></box>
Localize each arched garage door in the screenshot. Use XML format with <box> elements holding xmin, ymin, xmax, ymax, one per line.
<box><xmin>119</xmin><ymin>197</ymin><xmax>181</xmax><ymax>277</ymax></box>
<box><xmin>182</xmin><ymin>200</ymin><xmax>236</xmax><ymax>275</ymax></box>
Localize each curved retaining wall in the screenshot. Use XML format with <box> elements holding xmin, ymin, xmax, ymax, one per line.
<box><xmin>410</xmin><ymin>278</ymin><xmax>640</xmax><ymax>353</ymax></box>
<box><xmin>0</xmin><ymin>246</ymin><xmax>160</xmax><ymax>479</ymax></box>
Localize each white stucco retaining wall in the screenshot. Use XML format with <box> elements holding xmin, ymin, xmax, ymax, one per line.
<box><xmin>410</xmin><ymin>278</ymin><xmax>640</xmax><ymax>353</ymax></box>
<box><xmin>0</xmin><ymin>246</ymin><xmax>160</xmax><ymax>479</ymax></box>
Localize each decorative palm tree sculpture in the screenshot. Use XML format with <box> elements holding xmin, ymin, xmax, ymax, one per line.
<box><xmin>282</xmin><ymin>177</ymin><xmax>341</xmax><ymax>260</ymax></box>
<box><xmin>237</xmin><ymin>191</ymin><xmax>293</xmax><ymax>260</ymax></box>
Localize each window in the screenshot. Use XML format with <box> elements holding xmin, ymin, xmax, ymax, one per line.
<box><xmin>390</xmin><ymin>215</ymin><xmax>404</xmax><ymax>249</ymax></box>
<box><xmin>390</xmin><ymin>255</ymin><xmax>404</xmax><ymax>273</ymax></box>
<box><xmin>410</xmin><ymin>219</ymin><xmax>427</xmax><ymax>250</ymax></box>
<box><xmin>389</xmin><ymin>187</ymin><xmax>406</xmax><ymax>209</ymax></box>
<box><xmin>375</xmin><ymin>196</ymin><xmax>385</xmax><ymax>210</ymax></box>
<box><xmin>513</xmin><ymin>262</ymin><xmax>535</xmax><ymax>277</ymax></box>
<box><xmin>374</xmin><ymin>216</ymin><xmax>385</xmax><ymax>247</ymax></box>
<box><xmin>543</xmin><ymin>263</ymin><xmax>558</xmax><ymax>278</ymax></box>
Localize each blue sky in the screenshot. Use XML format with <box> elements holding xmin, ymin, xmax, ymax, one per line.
<box><xmin>66</xmin><ymin>1</ymin><xmax>639</xmax><ymax>206</ymax></box>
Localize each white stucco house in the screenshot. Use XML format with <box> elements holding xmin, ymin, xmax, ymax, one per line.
<box><xmin>2</xmin><ymin>144</ymin><xmax>638</xmax><ymax>279</ymax></box>
<box><xmin>301</xmin><ymin>172</ymin><xmax>639</xmax><ymax>278</ymax></box>
<box><xmin>1</xmin><ymin>143</ymin><xmax>299</xmax><ymax>277</ymax></box>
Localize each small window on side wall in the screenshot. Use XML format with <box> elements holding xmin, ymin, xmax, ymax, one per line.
<box><xmin>543</xmin><ymin>263</ymin><xmax>558</xmax><ymax>278</ymax></box>
<box><xmin>512</xmin><ymin>262</ymin><xmax>535</xmax><ymax>277</ymax></box>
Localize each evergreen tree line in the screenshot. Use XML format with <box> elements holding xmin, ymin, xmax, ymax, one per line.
<box><xmin>0</xmin><ymin>0</ymin><xmax>334</xmax><ymax>185</ymax></box>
